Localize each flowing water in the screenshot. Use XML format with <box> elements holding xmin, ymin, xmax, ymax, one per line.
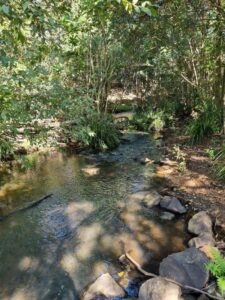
<box><xmin>0</xmin><ymin>133</ymin><xmax>189</xmax><ymax>300</ymax></box>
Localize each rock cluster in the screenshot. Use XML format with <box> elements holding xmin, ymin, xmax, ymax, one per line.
<box><xmin>82</xmin><ymin>198</ymin><xmax>217</xmax><ymax>300</ymax></box>
<box><xmin>128</xmin><ymin>190</ymin><xmax>187</xmax><ymax>215</ymax></box>
<box><xmin>188</xmin><ymin>211</ymin><xmax>215</xmax><ymax>248</ymax></box>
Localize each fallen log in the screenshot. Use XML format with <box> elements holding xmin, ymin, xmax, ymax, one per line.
<box><xmin>124</xmin><ymin>251</ymin><xmax>224</xmax><ymax>300</ymax></box>
<box><xmin>0</xmin><ymin>194</ymin><xmax>53</xmax><ymax>221</ymax></box>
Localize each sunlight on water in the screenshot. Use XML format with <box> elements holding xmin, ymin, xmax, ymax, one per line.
<box><xmin>0</xmin><ymin>133</ymin><xmax>189</xmax><ymax>300</ymax></box>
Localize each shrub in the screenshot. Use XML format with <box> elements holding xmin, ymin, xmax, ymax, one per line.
<box><xmin>71</xmin><ymin>113</ymin><xmax>120</xmax><ymax>152</ymax></box>
<box><xmin>131</xmin><ymin>108</ymin><xmax>168</xmax><ymax>132</ymax></box>
<box><xmin>0</xmin><ymin>136</ymin><xmax>13</xmax><ymax>161</ymax></box>
<box><xmin>187</xmin><ymin>100</ymin><xmax>221</xmax><ymax>144</ymax></box>
<box><xmin>206</xmin><ymin>249</ymin><xmax>225</xmax><ymax>295</ymax></box>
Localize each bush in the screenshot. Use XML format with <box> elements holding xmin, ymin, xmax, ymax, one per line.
<box><xmin>206</xmin><ymin>249</ymin><xmax>225</xmax><ymax>295</ymax></box>
<box><xmin>187</xmin><ymin>100</ymin><xmax>221</xmax><ymax>144</ymax></box>
<box><xmin>131</xmin><ymin>108</ymin><xmax>169</xmax><ymax>132</ymax></box>
<box><xmin>0</xmin><ymin>136</ymin><xmax>13</xmax><ymax>161</ymax></box>
<box><xmin>71</xmin><ymin>113</ymin><xmax>120</xmax><ymax>152</ymax></box>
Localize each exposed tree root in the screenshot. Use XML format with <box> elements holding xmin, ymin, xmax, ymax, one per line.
<box><xmin>124</xmin><ymin>252</ymin><xmax>224</xmax><ymax>300</ymax></box>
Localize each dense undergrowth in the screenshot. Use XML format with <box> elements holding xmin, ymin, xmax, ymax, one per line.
<box><xmin>0</xmin><ymin>0</ymin><xmax>224</xmax><ymax>180</ymax></box>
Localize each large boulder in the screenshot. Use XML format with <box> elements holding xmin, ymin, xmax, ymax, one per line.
<box><xmin>188</xmin><ymin>233</ymin><xmax>215</xmax><ymax>248</ymax></box>
<box><xmin>83</xmin><ymin>273</ymin><xmax>125</xmax><ymax>300</ymax></box>
<box><xmin>160</xmin><ymin>196</ymin><xmax>187</xmax><ymax>214</ymax></box>
<box><xmin>139</xmin><ymin>277</ymin><xmax>182</xmax><ymax>300</ymax></box>
<box><xmin>128</xmin><ymin>191</ymin><xmax>161</xmax><ymax>208</ymax></box>
<box><xmin>188</xmin><ymin>212</ymin><xmax>213</xmax><ymax>235</ymax></box>
<box><xmin>159</xmin><ymin>248</ymin><xmax>209</xmax><ymax>290</ymax></box>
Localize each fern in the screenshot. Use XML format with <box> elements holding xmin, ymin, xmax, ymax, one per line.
<box><xmin>206</xmin><ymin>249</ymin><xmax>225</xmax><ymax>295</ymax></box>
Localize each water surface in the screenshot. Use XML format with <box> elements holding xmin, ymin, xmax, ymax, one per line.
<box><xmin>0</xmin><ymin>133</ymin><xmax>188</xmax><ymax>300</ymax></box>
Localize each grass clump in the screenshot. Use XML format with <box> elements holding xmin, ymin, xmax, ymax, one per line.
<box><xmin>0</xmin><ymin>136</ymin><xmax>14</xmax><ymax>161</ymax></box>
<box><xmin>206</xmin><ymin>249</ymin><xmax>225</xmax><ymax>296</ymax></box>
<box><xmin>70</xmin><ymin>113</ymin><xmax>120</xmax><ymax>152</ymax></box>
<box><xmin>131</xmin><ymin>108</ymin><xmax>170</xmax><ymax>132</ymax></box>
<box><xmin>187</xmin><ymin>100</ymin><xmax>221</xmax><ymax>144</ymax></box>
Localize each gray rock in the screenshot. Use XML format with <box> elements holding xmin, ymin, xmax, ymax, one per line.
<box><xmin>188</xmin><ymin>212</ymin><xmax>213</xmax><ymax>235</ymax></box>
<box><xmin>188</xmin><ymin>233</ymin><xmax>215</xmax><ymax>248</ymax></box>
<box><xmin>83</xmin><ymin>273</ymin><xmax>125</xmax><ymax>300</ymax></box>
<box><xmin>160</xmin><ymin>211</ymin><xmax>175</xmax><ymax>221</ymax></box>
<box><xmin>160</xmin><ymin>196</ymin><xmax>187</xmax><ymax>214</ymax></box>
<box><xmin>139</xmin><ymin>277</ymin><xmax>182</xmax><ymax>300</ymax></box>
<box><xmin>128</xmin><ymin>191</ymin><xmax>161</xmax><ymax>208</ymax></box>
<box><xmin>159</xmin><ymin>248</ymin><xmax>209</xmax><ymax>289</ymax></box>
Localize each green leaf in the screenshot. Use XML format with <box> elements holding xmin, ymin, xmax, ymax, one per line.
<box><xmin>22</xmin><ymin>2</ymin><xmax>29</xmax><ymax>11</ymax></box>
<box><xmin>1</xmin><ymin>5</ymin><xmax>9</xmax><ymax>15</ymax></box>
<box><xmin>141</xmin><ymin>6</ymin><xmax>152</xmax><ymax>16</ymax></box>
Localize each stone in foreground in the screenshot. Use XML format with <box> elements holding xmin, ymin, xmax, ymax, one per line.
<box><xmin>160</xmin><ymin>196</ymin><xmax>187</xmax><ymax>214</ymax></box>
<box><xmin>188</xmin><ymin>233</ymin><xmax>215</xmax><ymax>248</ymax></box>
<box><xmin>159</xmin><ymin>248</ymin><xmax>209</xmax><ymax>289</ymax></box>
<box><xmin>83</xmin><ymin>273</ymin><xmax>125</xmax><ymax>300</ymax></box>
<box><xmin>128</xmin><ymin>191</ymin><xmax>161</xmax><ymax>208</ymax></box>
<box><xmin>139</xmin><ymin>277</ymin><xmax>182</xmax><ymax>300</ymax></box>
<box><xmin>188</xmin><ymin>212</ymin><xmax>213</xmax><ymax>235</ymax></box>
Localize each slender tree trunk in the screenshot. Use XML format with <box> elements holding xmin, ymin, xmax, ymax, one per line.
<box><xmin>214</xmin><ymin>0</ymin><xmax>225</xmax><ymax>130</ymax></box>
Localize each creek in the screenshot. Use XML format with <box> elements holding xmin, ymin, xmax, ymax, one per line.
<box><xmin>0</xmin><ymin>132</ymin><xmax>189</xmax><ymax>300</ymax></box>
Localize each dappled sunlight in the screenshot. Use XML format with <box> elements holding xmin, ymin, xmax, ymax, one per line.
<box><xmin>81</xmin><ymin>165</ymin><xmax>101</xmax><ymax>176</ymax></box>
<box><xmin>76</xmin><ymin>223</ymin><xmax>103</xmax><ymax>260</ymax></box>
<box><xmin>61</xmin><ymin>253</ymin><xmax>78</xmax><ymax>275</ymax></box>
<box><xmin>3</xmin><ymin>289</ymin><xmax>34</xmax><ymax>300</ymax></box>
<box><xmin>0</xmin><ymin>181</ymin><xmax>27</xmax><ymax>200</ymax></box>
<box><xmin>0</xmin><ymin>135</ymin><xmax>189</xmax><ymax>297</ymax></box>
<box><xmin>65</xmin><ymin>201</ymin><xmax>95</xmax><ymax>230</ymax></box>
<box><xmin>18</xmin><ymin>256</ymin><xmax>39</xmax><ymax>272</ymax></box>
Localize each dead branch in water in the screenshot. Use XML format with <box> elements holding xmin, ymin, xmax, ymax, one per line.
<box><xmin>0</xmin><ymin>194</ymin><xmax>53</xmax><ymax>221</ymax></box>
<box><xmin>124</xmin><ymin>252</ymin><xmax>224</xmax><ymax>300</ymax></box>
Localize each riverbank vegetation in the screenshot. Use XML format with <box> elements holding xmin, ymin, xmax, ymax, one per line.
<box><xmin>0</xmin><ymin>0</ymin><xmax>224</xmax><ymax>178</ymax></box>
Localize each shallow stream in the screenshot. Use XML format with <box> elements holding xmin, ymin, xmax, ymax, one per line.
<box><xmin>0</xmin><ymin>133</ymin><xmax>189</xmax><ymax>300</ymax></box>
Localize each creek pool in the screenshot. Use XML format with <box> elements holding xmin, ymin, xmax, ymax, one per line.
<box><xmin>0</xmin><ymin>133</ymin><xmax>188</xmax><ymax>300</ymax></box>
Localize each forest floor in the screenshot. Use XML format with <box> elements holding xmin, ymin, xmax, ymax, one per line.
<box><xmin>155</xmin><ymin>128</ymin><xmax>225</xmax><ymax>236</ymax></box>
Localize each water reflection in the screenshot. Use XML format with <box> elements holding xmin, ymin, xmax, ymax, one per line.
<box><xmin>0</xmin><ymin>133</ymin><xmax>189</xmax><ymax>299</ymax></box>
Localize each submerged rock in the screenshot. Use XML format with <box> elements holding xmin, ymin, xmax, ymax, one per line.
<box><xmin>82</xmin><ymin>166</ymin><xmax>100</xmax><ymax>176</ymax></box>
<box><xmin>160</xmin><ymin>211</ymin><xmax>175</xmax><ymax>221</ymax></box>
<box><xmin>159</xmin><ymin>248</ymin><xmax>209</xmax><ymax>289</ymax></box>
<box><xmin>83</xmin><ymin>273</ymin><xmax>125</xmax><ymax>300</ymax></box>
<box><xmin>139</xmin><ymin>157</ymin><xmax>154</xmax><ymax>165</ymax></box>
<box><xmin>128</xmin><ymin>191</ymin><xmax>161</xmax><ymax>208</ymax></box>
<box><xmin>139</xmin><ymin>277</ymin><xmax>182</xmax><ymax>300</ymax></box>
<box><xmin>188</xmin><ymin>233</ymin><xmax>215</xmax><ymax>248</ymax></box>
<box><xmin>188</xmin><ymin>212</ymin><xmax>213</xmax><ymax>235</ymax></box>
<box><xmin>160</xmin><ymin>196</ymin><xmax>187</xmax><ymax>214</ymax></box>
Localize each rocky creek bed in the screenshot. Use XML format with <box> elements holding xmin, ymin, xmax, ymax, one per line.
<box><xmin>0</xmin><ymin>132</ymin><xmax>224</xmax><ymax>300</ymax></box>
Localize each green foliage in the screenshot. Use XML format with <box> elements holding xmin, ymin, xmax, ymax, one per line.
<box><xmin>0</xmin><ymin>137</ymin><xmax>13</xmax><ymax>161</ymax></box>
<box><xmin>70</xmin><ymin>113</ymin><xmax>120</xmax><ymax>152</ymax></box>
<box><xmin>206</xmin><ymin>249</ymin><xmax>225</xmax><ymax>295</ymax></box>
<box><xmin>187</xmin><ymin>101</ymin><xmax>221</xmax><ymax>144</ymax></box>
<box><xmin>131</xmin><ymin>108</ymin><xmax>169</xmax><ymax>132</ymax></box>
<box><xmin>172</xmin><ymin>145</ymin><xmax>187</xmax><ymax>172</ymax></box>
<box><xmin>205</xmin><ymin>148</ymin><xmax>217</xmax><ymax>160</ymax></box>
<box><xmin>214</xmin><ymin>144</ymin><xmax>225</xmax><ymax>181</ymax></box>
